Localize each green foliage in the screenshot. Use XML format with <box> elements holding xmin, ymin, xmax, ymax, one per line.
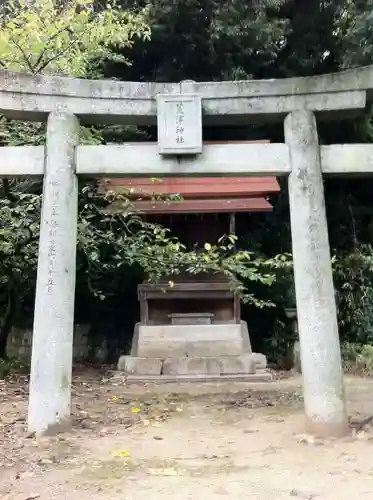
<box><xmin>113</xmin><ymin>0</ymin><xmax>291</xmax><ymax>81</ymax></box>
<box><xmin>0</xmin><ymin>356</ymin><xmax>27</xmax><ymax>378</ymax></box>
<box><xmin>0</xmin><ymin>177</ymin><xmax>281</xmax><ymax>311</ymax></box>
<box><xmin>333</xmin><ymin>244</ymin><xmax>373</xmax><ymax>345</ymax></box>
<box><xmin>209</xmin><ymin>0</ymin><xmax>288</xmax><ymax>79</ymax></box>
<box><xmin>341</xmin><ymin>342</ymin><xmax>373</xmax><ymax>375</ymax></box>
<box><xmin>0</xmin><ymin>183</ymin><xmax>40</xmax><ymax>283</ymax></box>
<box><xmin>335</xmin><ymin>0</ymin><xmax>373</xmax><ymax>68</ymax></box>
<box><xmin>76</xmin><ymin>186</ymin><xmax>282</xmax><ymax>307</ymax></box>
<box><xmin>263</xmin><ymin>317</ymin><xmax>293</xmax><ymax>367</ymax></box>
<box><xmin>0</xmin><ymin>0</ymin><xmax>150</xmax><ymax>76</ymax></box>
<box><xmin>0</xmin><ymin>181</ymin><xmax>40</xmax><ymax>350</ymax></box>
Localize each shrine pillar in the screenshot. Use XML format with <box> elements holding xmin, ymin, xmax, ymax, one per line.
<box><xmin>28</xmin><ymin>113</ymin><xmax>79</xmax><ymax>435</ymax></box>
<box><xmin>285</xmin><ymin>110</ymin><xmax>348</xmax><ymax>437</ymax></box>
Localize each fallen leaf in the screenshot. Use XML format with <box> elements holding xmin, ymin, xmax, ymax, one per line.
<box><xmin>297</xmin><ymin>434</ymin><xmax>324</xmax><ymax>446</ymax></box>
<box><xmin>37</xmin><ymin>457</ymin><xmax>55</xmax><ymax>465</ymax></box>
<box><xmin>147</xmin><ymin>467</ymin><xmax>178</xmax><ymax>476</ymax></box>
<box><xmin>131</xmin><ymin>407</ymin><xmax>141</xmax><ymax>414</ymax></box>
<box><xmin>290</xmin><ymin>489</ymin><xmax>315</xmax><ymax>499</ymax></box>
<box><xmin>112</xmin><ymin>450</ymin><xmax>130</xmax><ymax>458</ymax></box>
<box><xmin>355</xmin><ymin>430</ymin><xmax>369</xmax><ymax>440</ymax></box>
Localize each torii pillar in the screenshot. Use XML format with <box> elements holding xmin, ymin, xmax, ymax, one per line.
<box><xmin>27</xmin><ymin>112</ymin><xmax>80</xmax><ymax>435</ymax></box>
<box><xmin>285</xmin><ymin>110</ymin><xmax>348</xmax><ymax>437</ymax></box>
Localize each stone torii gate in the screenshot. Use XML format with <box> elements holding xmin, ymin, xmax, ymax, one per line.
<box><xmin>2</xmin><ymin>67</ymin><xmax>373</xmax><ymax>438</ymax></box>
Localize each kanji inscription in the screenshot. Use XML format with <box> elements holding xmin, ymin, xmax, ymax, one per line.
<box><xmin>45</xmin><ymin>180</ymin><xmax>61</xmax><ymax>294</ymax></box>
<box><xmin>157</xmin><ymin>94</ymin><xmax>202</xmax><ymax>155</ymax></box>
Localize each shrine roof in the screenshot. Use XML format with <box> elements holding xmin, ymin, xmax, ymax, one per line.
<box><xmin>98</xmin><ymin>140</ymin><xmax>280</xmax><ymax>213</ymax></box>
<box><xmin>107</xmin><ymin>197</ymin><xmax>273</xmax><ymax>214</ymax></box>
<box><xmin>100</xmin><ymin>176</ymin><xmax>280</xmax><ymax>199</ymax></box>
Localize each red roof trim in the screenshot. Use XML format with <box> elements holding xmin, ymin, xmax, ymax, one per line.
<box><xmin>108</xmin><ymin>197</ymin><xmax>273</xmax><ymax>214</ymax></box>
<box><xmin>98</xmin><ymin>140</ymin><xmax>280</xmax><ymax>212</ymax></box>
<box><xmin>101</xmin><ymin>177</ymin><xmax>280</xmax><ymax>198</ymax></box>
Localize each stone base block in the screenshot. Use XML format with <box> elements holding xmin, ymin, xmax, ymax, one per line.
<box><xmin>117</xmin><ymin>355</ymin><xmax>162</xmax><ymax>375</ymax></box>
<box><xmin>162</xmin><ymin>355</ymin><xmax>255</xmax><ymax>376</ymax></box>
<box><xmin>135</xmin><ymin>322</ymin><xmax>252</xmax><ymax>358</ymax></box>
<box><xmin>124</xmin><ymin>371</ymin><xmax>274</xmax><ymax>384</ymax></box>
<box><xmin>251</xmin><ymin>352</ymin><xmax>267</xmax><ymax>369</ymax></box>
<box><xmin>117</xmin><ymin>353</ymin><xmax>267</xmax><ymax>377</ymax></box>
<box><xmin>293</xmin><ymin>341</ymin><xmax>301</xmax><ymax>373</ymax></box>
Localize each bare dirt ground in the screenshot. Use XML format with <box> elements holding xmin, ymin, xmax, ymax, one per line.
<box><xmin>1</xmin><ymin>370</ymin><xmax>373</xmax><ymax>500</ymax></box>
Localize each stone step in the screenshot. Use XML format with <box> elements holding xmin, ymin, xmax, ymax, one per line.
<box><xmin>163</xmin><ymin>355</ymin><xmax>256</xmax><ymax>375</ymax></box>
<box><xmin>117</xmin><ymin>353</ymin><xmax>267</xmax><ymax>376</ymax></box>
<box><xmin>122</xmin><ymin>371</ymin><xmax>274</xmax><ymax>384</ymax></box>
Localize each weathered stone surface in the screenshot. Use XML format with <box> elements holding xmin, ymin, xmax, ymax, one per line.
<box><xmin>6</xmin><ymin>324</ymin><xmax>122</xmax><ymax>364</ymax></box>
<box><xmin>0</xmin><ymin>66</ymin><xmax>371</xmax><ymax>124</ymax></box>
<box><xmin>163</xmin><ymin>357</ymin><xmax>219</xmax><ymax>375</ymax></box>
<box><xmin>203</xmin><ymin>91</ymin><xmax>365</xmax><ymax>122</ymax></box>
<box><xmin>286</xmin><ymin>109</ymin><xmax>348</xmax><ymax>437</ymax></box>
<box><xmin>117</xmin><ymin>356</ymin><xmax>162</xmax><ymax>375</ymax></box>
<box><xmin>240</xmin><ymin>321</ymin><xmax>252</xmax><ymax>352</ymax></box>
<box><xmin>124</xmin><ymin>372</ymin><xmax>274</xmax><ymax>384</ymax></box>
<box><xmin>76</xmin><ymin>143</ymin><xmax>290</xmax><ymax>177</ymax></box>
<box><xmin>293</xmin><ymin>341</ymin><xmax>301</xmax><ymax>374</ymax></box>
<box><xmin>130</xmin><ymin>322</ymin><xmax>140</xmax><ymax>356</ymax></box>
<box><xmin>157</xmin><ymin>93</ymin><xmax>202</xmax><ymax>154</ymax></box>
<box><xmin>0</xmin><ymin>145</ymin><xmax>44</xmax><ymax>177</ymax></box>
<box><xmin>28</xmin><ymin>112</ymin><xmax>80</xmax><ymax>436</ymax></box>
<box><xmin>136</xmin><ymin>323</ymin><xmax>250</xmax><ymax>358</ymax></box>
<box><xmin>162</xmin><ymin>355</ymin><xmax>255</xmax><ymax>376</ymax></box>
<box><xmin>5</xmin><ymin>142</ymin><xmax>373</xmax><ymax>178</ymax></box>
<box><xmin>168</xmin><ymin>313</ymin><xmax>214</xmax><ymax>325</ymax></box>
<box><xmin>250</xmin><ymin>353</ymin><xmax>267</xmax><ymax>369</ymax></box>
<box><xmin>321</xmin><ymin>144</ymin><xmax>373</xmax><ymax>175</ymax></box>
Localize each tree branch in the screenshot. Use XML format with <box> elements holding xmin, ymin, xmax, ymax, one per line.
<box><xmin>34</xmin><ymin>27</ymin><xmax>74</xmax><ymax>70</ymax></box>
<box><xmin>36</xmin><ymin>36</ymin><xmax>78</xmax><ymax>73</ymax></box>
<box><xmin>7</xmin><ymin>31</ymin><xmax>35</xmax><ymax>73</ymax></box>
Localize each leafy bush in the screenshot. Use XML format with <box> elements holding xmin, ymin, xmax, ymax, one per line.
<box><xmin>333</xmin><ymin>244</ymin><xmax>373</xmax><ymax>345</ymax></box>
<box><xmin>0</xmin><ymin>356</ymin><xmax>27</xmax><ymax>379</ymax></box>
<box><xmin>341</xmin><ymin>342</ymin><xmax>373</xmax><ymax>375</ymax></box>
<box><xmin>0</xmin><ymin>0</ymin><xmax>150</xmax><ymax>76</ymax></box>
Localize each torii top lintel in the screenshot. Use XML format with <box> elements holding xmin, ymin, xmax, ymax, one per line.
<box><xmin>0</xmin><ymin>65</ymin><xmax>373</xmax><ymax>126</ymax></box>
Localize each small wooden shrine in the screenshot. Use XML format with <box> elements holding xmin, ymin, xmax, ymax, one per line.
<box><xmin>100</xmin><ymin>141</ymin><xmax>280</xmax><ymax>380</ymax></box>
<box><xmin>99</xmin><ymin>141</ymin><xmax>279</xmax><ymax>330</ymax></box>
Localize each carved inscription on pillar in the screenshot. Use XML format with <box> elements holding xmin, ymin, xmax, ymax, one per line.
<box><xmin>157</xmin><ymin>94</ymin><xmax>202</xmax><ymax>155</ymax></box>
<box><xmin>46</xmin><ymin>180</ymin><xmax>61</xmax><ymax>294</ymax></box>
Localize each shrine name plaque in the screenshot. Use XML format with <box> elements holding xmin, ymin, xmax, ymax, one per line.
<box><xmin>156</xmin><ymin>93</ymin><xmax>203</xmax><ymax>155</ymax></box>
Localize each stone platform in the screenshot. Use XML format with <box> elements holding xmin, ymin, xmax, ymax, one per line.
<box><xmin>131</xmin><ymin>321</ymin><xmax>252</xmax><ymax>358</ymax></box>
<box><xmin>113</xmin><ymin>371</ymin><xmax>274</xmax><ymax>384</ymax></box>
<box><xmin>118</xmin><ymin>352</ymin><xmax>267</xmax><ymax>375</ymax></box>
<box><xmin>118</xmin><ymin>321</ymin><xmax>271</xmax><ymax>381</ymax></box>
